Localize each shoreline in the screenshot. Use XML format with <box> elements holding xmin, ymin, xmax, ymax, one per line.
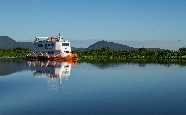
<box><xmin>1</xmin><ymin>48</ymin><xmax>186</xmax><ymax>65</ymax></box>
<box><xmin>1</xmin><ymin>57</ymin><xmax>186</xmax><ymax>66</ymax></box>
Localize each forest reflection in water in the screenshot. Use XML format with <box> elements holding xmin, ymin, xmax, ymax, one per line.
<box><xmin>0</xmin><ymin>60</ymin><xmax>185</xmax><ymax>89</ymax></box>
<box><xmin>0</xmin><ymin>60</ymin><xmax>185</xmax><ymax>77</ymax></box>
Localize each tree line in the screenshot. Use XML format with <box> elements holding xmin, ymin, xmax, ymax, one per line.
<box><xmin>1</xmin><ymin>47</ymin><xmax>186</xmax><ymax>64</ymax></box>
<box><xmin>75</xmin><ymin>48</ymin><xmax>186</xmax><ymax>64</ymax></box>
<box><xmin>0</xmin><ymin>48</ymin><xmax>30</xmax><ymax>58</ymax></box>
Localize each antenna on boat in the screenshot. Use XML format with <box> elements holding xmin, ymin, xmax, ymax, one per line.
<box><xmin>61</xmin><ymin>32</ymin><xmax>64</xmax><ymax>39</ymax></box>
<box><xmin>34</xmin><ymin>33</ymin><xmax>39</xmax><ymax>41</ymax></box>
<box><xmin>58</xmin><ymin>32</ymin><xmax>64</xmax><ymax>40</ymax></box>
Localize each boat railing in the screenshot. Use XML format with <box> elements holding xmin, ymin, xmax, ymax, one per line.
<box><xmin>34</xmin><ymin>36</ymin><xmax>61</xmax><ymax>42</ymax></box>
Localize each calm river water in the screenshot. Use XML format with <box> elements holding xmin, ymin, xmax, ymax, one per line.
<box><xmin>0</xmin><ymin>61</ymin><xmax>186</xmax><ymax>115</ymax></box>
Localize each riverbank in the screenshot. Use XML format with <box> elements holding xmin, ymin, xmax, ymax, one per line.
<box><xmin>0</xmin><ymin>48</ymin><xmax>30</xmax><ymax>58</ymax></box>
<box><xmin>1</xmin><ymin>48</ymin><xmax>186</xmax><ymax>65</ymax></box>
<box><xmin>75</xmin><ymin>48</ymin><xmax>186</xmax><ymax>65</ymax></box>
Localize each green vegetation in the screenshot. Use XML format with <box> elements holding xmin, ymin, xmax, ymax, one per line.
<box><xmin>0</xmin><ymin>48</ymin><xmax>30</xmax><ymax>58</ymax></box>
<box><xmin>75</xmin><ymin>48</ymin><xmax>186</xmax><ymax>64</ymax></box>
<box><xmin>1</xmin><ymin>47</ymin><xmax>186</xmax><ymax>65</ymax></box>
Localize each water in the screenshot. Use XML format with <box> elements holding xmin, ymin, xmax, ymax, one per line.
<box><xmin>0</xmin><ymin>61</ymin><xmax>186</xmax><ymax>115</ymax></box>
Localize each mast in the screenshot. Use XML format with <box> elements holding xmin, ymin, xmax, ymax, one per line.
<box><xmin>58</xmin><ymin>32</ymin><xmax>64</xmax><ymax>40</ymax></box>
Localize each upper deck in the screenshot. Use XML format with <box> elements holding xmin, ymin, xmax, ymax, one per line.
<box><xmin>32</xmin><ymin>34</ymin><xmax>72</xmax><ymax>56</ymax></box>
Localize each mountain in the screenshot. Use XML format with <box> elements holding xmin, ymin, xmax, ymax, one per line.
<box><xmin>0</xmin><ymin>36</ymin><xmax>32</xmax><ymax>49</ymax></box>
<box><xmin>0</xmin><ymin>36</ymin><xmax>17</xmax><ymax>49</ymax></box>
<box><xmin>16</xmin><ymin>42</ymin><xmax>33</xmax><ymax>49</ymax></box>
<box><xmin>88</xmin><ymin>40</ymin><xmax>134</xmax><ymax>51</ymax></box>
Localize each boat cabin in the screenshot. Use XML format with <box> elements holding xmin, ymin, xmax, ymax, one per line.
<box><xmin>32</xmin><ymin>35</ymin><xmax>72</xmax><ymax>57</ymax></box>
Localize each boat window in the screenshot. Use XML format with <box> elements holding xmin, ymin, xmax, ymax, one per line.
<box><xmin>65</xmin><ymin>65</ymin><xmax>69</xmax><ymax>68</ymax></box>
<box><xmin>45</xmin><ymin>43</ymin><xmax>54</xmax><ymax>49</ymax></box>
<box><xmin>48</xmin><ymin>51</ymin><xmax>54</xmax><ymax>54</ymax></box>
<box><xmin>38</xmin><ymin>44</ymin><xmax>43</xmax><ymax>47</ymax></box>
<box><xmin>62</xmin><ymin>43</ymin><xmax>69</xmax><ymax>46</ymax></box>
<box><xmin>65</xmin><ymin>51</ymin><xmax>69</xmax><ymax>53</ymax></box>
<box><xmin>48</xmin><ymin>44</ymin><xmax>53</xmax><ymax>46</ymax></box>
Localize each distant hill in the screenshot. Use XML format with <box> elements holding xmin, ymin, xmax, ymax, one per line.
<box><xmin>16</xmin><ymin>42</ymin><xmax>33</xmax><ymax>49</ymax></box>
<box><xmin>0</xmin><ymin>36</ymin><xmax>17</xmax><ymax>49</ymax></box>
<box><xmin>0</xmin><ymin>36</ymin><xmax>133</xmax><ymax>51</ymax></box>
<box><xmin>88</xmin><ymin>40</ymin><xmax>134</xmax><ymax>51</ymax></box>
<box><xmin>0</xmin><ymin>36</ymin><xmax>32</xmax><ymax>49</ymax></box>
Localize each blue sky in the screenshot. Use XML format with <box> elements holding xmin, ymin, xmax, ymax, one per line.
<box><xmin>0</xmin><ymin>0</ymin><xmax>186</xmax><ymax>41</ymax></box>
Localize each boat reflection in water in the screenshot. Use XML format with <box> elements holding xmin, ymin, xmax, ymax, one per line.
<box><xmin>27</xmin><ymin>61</ymin><xmax>74</xmax><ymax>90</ymax></box>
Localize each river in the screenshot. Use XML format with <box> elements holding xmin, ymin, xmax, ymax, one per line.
<box><xmin>0</xmin><ymin>61</ymin><xmax>186</xmax><ymax>115</ymax></box>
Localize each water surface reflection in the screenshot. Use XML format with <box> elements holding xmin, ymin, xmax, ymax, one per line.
<box><xmin>27</xmin><ymin>61</ymin><xmax>72</xmax><ymax>89</ymax></box>
<box><xmin>0</xmin><ymin>61</ymin><xmax>185</xmax><ymax>76</ymax></box>
<box><xmin>1</xmin><ymin>61</ymin><xmax>186</xmax><ymax>114</ymax></box>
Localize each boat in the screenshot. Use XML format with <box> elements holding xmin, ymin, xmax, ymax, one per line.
<box><xmin>26</xmin><ymin>33</ymin><xmax>77</xmax><ymax>63</ymax></box>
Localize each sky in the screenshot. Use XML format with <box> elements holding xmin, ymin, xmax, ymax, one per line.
<box><xmin>0</xmin><ymin>0</ymin><xmax>186</xmax><ymax>41</ymax></box>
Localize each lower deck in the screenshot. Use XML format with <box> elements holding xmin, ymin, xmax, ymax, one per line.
<box><xmin>26</xmin><ymin>54</ymin><xmax>78</xmax><ymax>64</ymax></box>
